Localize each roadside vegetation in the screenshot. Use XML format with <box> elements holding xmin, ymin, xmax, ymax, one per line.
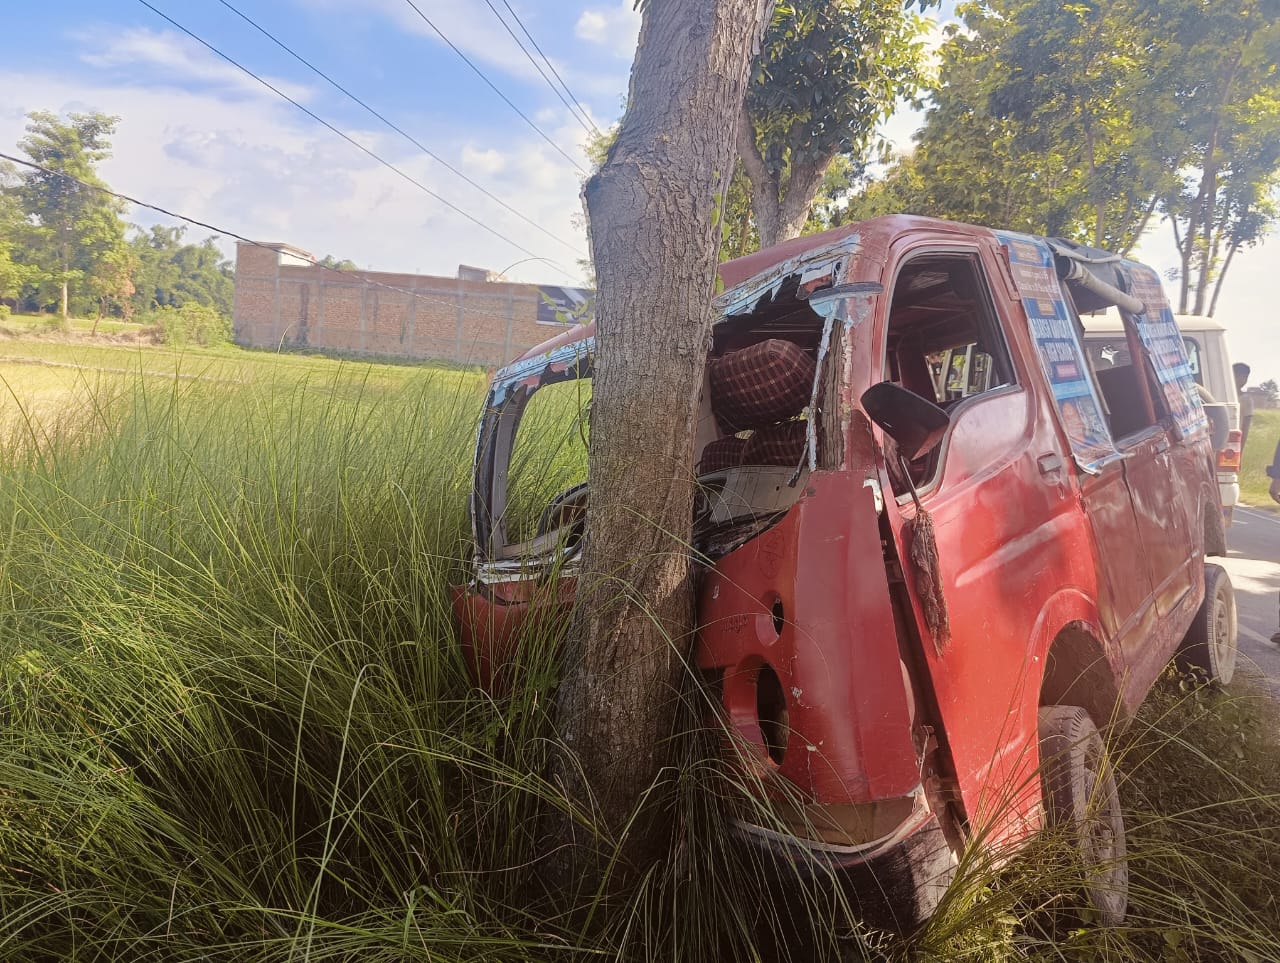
<box><xmin>0</xmin><ymin>338</ymin><xmax>1276</xmax><ymax>960</ymax></box>
<box><xmin>1242</xmin><ymin>409</ymin><xmax>1280</xmax><ymax>508</ymax></box>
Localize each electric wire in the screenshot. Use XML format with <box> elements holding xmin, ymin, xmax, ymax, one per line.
<box><xmin>213</xmin><ymin>0</ymin><xmax>584</xmax><ymax>257</ymax></box>
<box><xmin>136</xmin><ymin>0</ymin><xmax>576</xmax><ymax>280</ymax></box>
<box><xmin>479</xmin><ymin>0</ymin><xmax>598</xmax><ymax>136</ymax></box>
<box><xmin>0</xmin><ymin>151</ymin><xmax>586</xmax><ymax>335</ymax></box>
<box><xmin>498</xmin><ymin>0</ymin><xmax>601</xmax><ymax>137</ymax></box>
<box><xmin>400</xmin><ymin>0</ymin><xmax>587</xmax><ymax>175</ymax></box>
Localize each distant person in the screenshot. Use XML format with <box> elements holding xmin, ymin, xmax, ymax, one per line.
<box><xmin>1234</xmin><ymin>362</ymin><xmax>1253</xmax><ymax>453</ymax></box>
<box><xmin>1270</xmin><ymin>437</ymin><xmax>1280</xmax><ymax>644</ymax></box>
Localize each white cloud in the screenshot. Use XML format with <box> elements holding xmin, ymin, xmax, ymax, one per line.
<box><xmin>0</xmin><ymin>66</ymin><xmax>590</xmax><ymax>287</ymax></box>
<box><xmin>461</xmin><ymin>145</ymin><xmax>507</xmax><ymax>177</ymax></box>
<box><xmin>78</xmin><ymin>27</ymin><xmax>314</xmax><ymax>103</ymax></box>
<box><xmin>574</xmin><ymin>1</ymin><xmax>641</xmax><ymax>59</ymax></box>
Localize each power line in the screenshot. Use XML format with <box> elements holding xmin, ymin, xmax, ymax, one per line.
<box><xmin>496</xmin><ymin>0</ymin><xmax>601</xmax><ymax>137</ymax></box>
<box><xmin>213</xmin><ymin>0</ymin><xmax>585</xmax><ymax>258</ymax></box>
<box><xmin>135</xmin><ymin>0</ymin><xmax>576</xmax><ymax>280</ymax></box>
<box><xmin>400</xmin><ymin>0</ymin><xmax>588</xmax><ymax>175</ymax></box>
<box><xmin>479</xmin><ymin>0</ymin><xmax>598</xmax><ymax>137</ymax></box>
<box><xmin>0</xmin><ymin>151</ymin><xmax>583</xmax><ymax>335</ymax></box>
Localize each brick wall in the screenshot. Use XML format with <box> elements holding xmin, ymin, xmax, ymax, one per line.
<box><xmin>232</xmin><ymin>242</ymin><xmax>581</xmax><ymax>367</ymax></box>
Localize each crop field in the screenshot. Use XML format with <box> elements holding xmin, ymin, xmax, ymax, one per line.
<box><xmin>0</xmin><ymin>333</ymin><xmax>1277</xmax><ymax>961</ymax></box>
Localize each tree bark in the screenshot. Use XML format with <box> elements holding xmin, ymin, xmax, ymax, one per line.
<box><xmin>552</xmin><ymin>0</ymin><xmax>773</xmax><ymax>890</ymax></box>
<box><xmin>1207</xmin><ymin>240</ymin><xmax>1237</xmax><ymax>318</ymax></box>
<box><xmin>737</xmin><ymin>110</ymin><xmax>833</xmax><ymax>247</ymax></box>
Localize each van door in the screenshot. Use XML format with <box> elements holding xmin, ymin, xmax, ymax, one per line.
<box><xmin>875</xmin><ymin>239</ymin><xmax>1070</xmax><ymax>841</ymax></box>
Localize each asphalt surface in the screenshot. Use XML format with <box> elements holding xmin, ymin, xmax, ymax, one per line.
<box><xmin>1218</xmin><ymin>504</ymin><xmax>1280</xmax><ymax>686</ymax></box>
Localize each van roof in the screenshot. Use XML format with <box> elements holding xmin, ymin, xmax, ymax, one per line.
<box><xmin>1080</xmin><ymin>312</ymin><xmax>1227</xmax><ymax>333</ymax></box>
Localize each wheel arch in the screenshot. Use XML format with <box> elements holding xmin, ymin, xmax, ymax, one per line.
<box><xmin>1029</xmin><ymin>589</ymin><xmax>1125</xmax><ymax>731</ymax></box>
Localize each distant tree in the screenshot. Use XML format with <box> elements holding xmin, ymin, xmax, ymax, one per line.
<box><xmin>737</xmin><ymin>0</ymin><xmax>936</xmax><ymax>246</ymax></box>
<box><xmin>0</xmin><ymin>170</ymin><xmax>36</xmax><ymax>310</ymax></box>
<box><xmin>129</xmin><ymin>226</ymin><xmax>234</xmax><ymax>319</ymax></box>
<box><xmin>15</xmin><ymin>111</ymin><xmax>129</xmax><ymax>322</ymax></box>
<box><xmin>1155</xmin><ymin>0</ymin><xmax>1280</xmax><ymax>314</ymax></box>
<box><xmin>316</xmin><ymin>254</ymin><xmax>358</xmax><ymax>271</ymax></box>
<box><xmin>1259</xmin><ymin>379</ymin><xmax>1279</xmax><ymax>408</ymax></box>
<box><xmin>848</xmin><ymin>0</ymin><xmax>1280</xmax><ymax>306</ymax></box>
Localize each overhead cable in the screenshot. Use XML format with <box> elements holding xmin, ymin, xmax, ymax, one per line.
<box><xmin>400</xmin><ymin>0</ymin><xmax>587</xmax><ymax>175</ymax></box>
<box><xmin>479</xmin><ymin>0</ymin><xmax>599</xmax><ymax>136</ymax></box>
<box><xmin>213</xmin><ymin>0</ymin><xmax>584</xmax><ymax>257</ymax></box>
<box><xmin>136</xmin><ymin>0</ymin><xmax>574</xmax><ymax>277</ymax></box>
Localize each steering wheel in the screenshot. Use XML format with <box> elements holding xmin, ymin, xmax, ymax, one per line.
<box><xmin>536</xmin><ymin>482</ymin><xmax>589</xmax><ymax>544</ymax></box>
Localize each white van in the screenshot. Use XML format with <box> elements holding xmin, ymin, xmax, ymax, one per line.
<box><xmin>1081</xmin><ymin>314</ymin><xmax>1241</xmax><ymax>522</ymax></box>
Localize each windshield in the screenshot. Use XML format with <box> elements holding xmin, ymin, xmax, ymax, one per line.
<box><xmin>503</xmin><ymin>379</ymin><xmax>591</xmax><ymax>547</ymax></box>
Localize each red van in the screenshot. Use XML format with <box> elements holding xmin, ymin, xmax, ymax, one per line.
<box><xmin>452</xmin><ymin>215</ymin><xmax>1237</xmax><ymax>927</ymax></box>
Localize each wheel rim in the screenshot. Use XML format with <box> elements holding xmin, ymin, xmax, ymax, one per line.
<box><xmin>1081</xmin><ymin>743</ymin><xmax>1119</xmax><ymax>865</ymax></box>
<box><xmin>1210</xmin><ymin>585</ymin><xmax>1237</xmax><ymax>681</ymax></box>
<box><xmin>1079</xmin><ymin>738</ymin><xmax>1127</xmax><ymax>921</ymax></box>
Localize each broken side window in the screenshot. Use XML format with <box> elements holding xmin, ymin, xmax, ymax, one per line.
<box><xmin>882</xmin><ymin>252</ymin><xmax>1015</xmax><ymax>492</ymax></box>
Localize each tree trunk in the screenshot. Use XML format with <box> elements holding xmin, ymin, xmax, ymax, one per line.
<box><xmin>552</xmin><ymin>0</ymin><xmax>773</xmax><ymax>891</ymax></box>
<box><xmin>59</xmin><ymin>238</ymin><xmax>69</xmax><ymax>322</ymax></box>
<box><xmin>737</xmin><ymin>113</ymin><xmax>780</xmax><ymax>246</ymax></box>
<box><xmin>774</xmin><ymin>155</ymin><xmax>829</xmax><ymax>244</ymax></box>
<box><xmin>737</xmin><ymin>111</ymin><xmax>833</xmax><ymax>247</ymax></box>
<box><xmin>1207</xmin><ymin>241</ymin><xmax>1237</xmax><ymax>318</ymax></box>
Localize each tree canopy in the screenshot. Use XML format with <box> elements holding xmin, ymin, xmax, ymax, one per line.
<box><xmin>1</xmin><ymin>110</ymin><xmax>237</xmax><ymax>327</ymax></box>
<box><xmin>738</xmin><ymin>0</ymin><xmax>938</xmax><ymax>247</ymax></box>
<box><xmin>14</xmin><ymin>112</ymin><xmax>130</xmax><ymax>321</ymax></box>
<box><xmin>847</xmin><ymin>0</ymin><xmax>1280</xmax><ymax>313</ymax></box>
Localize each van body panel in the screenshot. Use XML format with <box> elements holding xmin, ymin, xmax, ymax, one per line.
<box><xmin>696</xmin><ymin>476</ymin><xmax>921</xmax><ymax>804</ymax></box>
<box><xmin>452</xmin><ymin>215</ymin><xmax>1218</xmax><ymax>926</ymax></box>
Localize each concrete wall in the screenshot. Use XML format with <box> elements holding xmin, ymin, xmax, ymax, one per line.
<box><xmin>232</xmin><ymin>242</ymin><xmax>577</xmax><ymax>367</ymax></box>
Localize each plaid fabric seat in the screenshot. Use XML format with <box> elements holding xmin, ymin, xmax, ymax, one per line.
<box><xmin>743</xmin><ymin>419</ymin><xmax>808</xmax><ymax>467</ymax></box>
<box><xmin>698</xmin><ymin>436</ymin><xmax>749</xmax><ymax>473</ymax></box>
<box><xmin>710</xmin><ymin>339</ymin><xmax>815</xmax><ymax>431</ymax></box>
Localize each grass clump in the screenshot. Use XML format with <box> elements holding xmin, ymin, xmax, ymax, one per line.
<box><xmin>0</xmin><ymin>358</ymin><xmax>1278</xmax><ymax>960</ymax></box>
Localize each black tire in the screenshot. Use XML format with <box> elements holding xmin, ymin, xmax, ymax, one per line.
<box><xmin>1177</xmin><ymin>562</ymin><xmax>1237</xmax><ymax>685</ymax></box>
<box><xmin>1038</xmin><ymin>705</ymin><xmax>1128</xmax><ymax>926</ymax></box>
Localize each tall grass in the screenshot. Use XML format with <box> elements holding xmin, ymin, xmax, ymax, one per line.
<box><xmin>0</xmin><ymin>360</ymin><xmax>1278</xmax><ymax>960</ymax></box>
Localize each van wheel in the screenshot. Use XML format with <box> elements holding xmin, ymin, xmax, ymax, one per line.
<box><xmin>1177</xmin><ymin>563</ymin><xmax>1237</xmax><ymax>685</ymax></box>
<box><xmin>1039</xmin><ymin>705</ymin><xmax>1128</xmax><ymax>926</ymax></box>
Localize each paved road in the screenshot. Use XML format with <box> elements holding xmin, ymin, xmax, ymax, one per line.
<box><xmin>1219</xmin><ymin>505</ymin><xmax>1280</xmax><ymax>683</ymax></box>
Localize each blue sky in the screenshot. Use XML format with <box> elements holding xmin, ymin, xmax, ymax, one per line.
<box><xmin>2</xmin><ymin>1</ymin><xmax>1276</xmax><ymax>380</ymax></box>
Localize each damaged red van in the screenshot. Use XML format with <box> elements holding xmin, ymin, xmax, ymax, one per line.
<box><xmin>452</xmin><ymin>215</ymin><xmax>1237</xmax><ymax>928</ymax></box>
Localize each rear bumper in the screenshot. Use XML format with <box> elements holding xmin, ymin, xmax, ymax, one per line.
<box><xmin>1217</xmin><ymin>474</ymin><xmax>1239</xmax><ymax>508</ymax></box>
<box><xmin>734</xmin><ymin>804</ymin><xmax>957</xmax><ymax>931</ymax></box>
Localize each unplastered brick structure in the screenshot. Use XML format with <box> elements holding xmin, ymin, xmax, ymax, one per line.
<box><xmin>232</xmin><ymin>242</ymin><xmax>591</xmax><ymax>367</ymax></box>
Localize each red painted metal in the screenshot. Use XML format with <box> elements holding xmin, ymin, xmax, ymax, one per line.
<box><xmin>452</xmin><ymin>213</ymin><xmax>1218</xmax><ymax>918</ymax></box>
<box><xmin>696</xmin><ymin>476</ymin><xmax>919</xmax><ymax>803</ymax></box>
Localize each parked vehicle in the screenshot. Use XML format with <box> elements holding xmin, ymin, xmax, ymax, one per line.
<box><xmin>452</xmin><ymin>215</ymin><xmax>1236</xmax><ymax>929</ymax></box>
<box><xmin>1081</xmin><ymin>313</ymin><xmax>1242</xmax><ymax>525</ymax></box>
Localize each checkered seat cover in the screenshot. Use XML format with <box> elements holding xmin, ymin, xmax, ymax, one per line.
<box><xmin>743</xmin><ymin>419</ymin><xmax>808</xmax><ymax>467</ymax></box>
<box><xmin>709</xmin><ymin>339</ymin><xmax>815</xmax><ymax>432</ymax></box>
<box><xmin>698</xmin><ymin>435</ymin><xmax>749</xmax><ymax>473</ymax></box>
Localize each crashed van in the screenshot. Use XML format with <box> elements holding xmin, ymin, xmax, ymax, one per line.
<box><xmin>452</xmin><ymin>215</ymin><xmax>1237</xmax><ymax>927</ymax></box>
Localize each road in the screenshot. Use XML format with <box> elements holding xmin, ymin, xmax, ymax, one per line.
<box><xmin>1219</xmin><ymin>505</ymin><xmax>1280</xmax><ymax>685</ymax></box>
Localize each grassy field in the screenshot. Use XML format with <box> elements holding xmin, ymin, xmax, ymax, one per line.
<box><xmin>1241</xmin><ymin>408</ymin><xmax>1280</xmax><ymax>508</ymax></box>
<box><xmin>0</xmin><ymin>334</ymin><xmax>1278</xmax><ymax>960</ymax></box>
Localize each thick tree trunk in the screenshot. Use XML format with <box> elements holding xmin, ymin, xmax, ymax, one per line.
<box><xmin>552</xmin><ymin>0</ymin><xmax>773</xmax><ymax>889</ymax></box>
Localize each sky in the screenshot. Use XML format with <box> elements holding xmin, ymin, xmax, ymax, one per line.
<box><xmin>1</xmin><ymin>0</ymin><xmax>1276</xmax><ymax>382</ymax></box>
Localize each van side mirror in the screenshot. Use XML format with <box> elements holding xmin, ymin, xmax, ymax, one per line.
<box><xmin>860</xmin><ymin>382</ymin><xmax>950</xmax><ymax>461</ymax></box>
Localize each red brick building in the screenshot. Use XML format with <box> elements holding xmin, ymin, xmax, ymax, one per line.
<box><xmin>232</xmin><ymin>241</ymin><xmax>590</xmax><ymax>367</ymax></box>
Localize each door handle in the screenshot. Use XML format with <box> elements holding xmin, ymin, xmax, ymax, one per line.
<box><xmin>1038</xmin><ymin>452</ymin><xmax>1064</xmax><ymax>476</ymax></box>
